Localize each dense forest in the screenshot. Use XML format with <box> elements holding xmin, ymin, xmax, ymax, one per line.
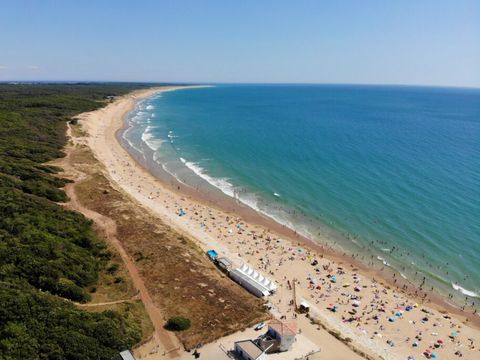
<box><xmin>0</xmin><ymin>84</ymin><xmax>152</xmax><ymax>359</ymax></box>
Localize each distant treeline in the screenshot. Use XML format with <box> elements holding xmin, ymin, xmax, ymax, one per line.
<box><xmin>0</xmin><ymin>84</ymin><xmax>148</xmax><ymax>359</ymax></box>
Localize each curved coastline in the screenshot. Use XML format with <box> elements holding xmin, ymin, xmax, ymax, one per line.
<box><xmin>79</xmin><ymin>85</ymin><xmax>480</xmax><ymax>359</ymax></box>
<box><xmin>118</xmin><ymin>87</ymin><xmax>479</xmax><ymax>324</ymax></box>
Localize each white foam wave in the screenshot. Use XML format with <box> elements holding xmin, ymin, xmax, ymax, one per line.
<box><xmin>376</xmin><ymin>256</ymin><xmax>390</xmax><ymax>266</ymax></box>
<box><xmin>141</xmin><ymin>127</ymin><xmax>164</xmax><ymax>151</ymax></box>
<box><xmin>146</xmin><ymin>105</ymin><xmax>155</xmax><ymax>110</ymax></box>
<box><xmin>160</xmin><ymin>163</ymin><xmax>190</xmax><ymax>186</ymax></box>
<box><xmin>183</xmin><ymin>161</ymin><xmax>235</xmax><ymax>197</ymax></box>
<box><xmin>452</xmin><ymin>283</ymin><xmax>479</xmax><ymax>298</ymax></box>
<box><xmin>129</xmin><ymin>110</ymin><xmax>150</xmax><ymax>125</ymax></box>
<box><xmin>121</xmin><ymin>127</ymin><xmax>144</xmax><ymax>154</ymax></box>
<box><xmin>171</xmin><ymin>156</ymin><xmax>307</xmax><ymax>241</ymax></box>
<box><xmin>180</xmin><ymin>160</ymin><xmax>298</xmax><ymax>233</ymax></box>
<box><xmin>274</xmin><ymin>192</ymin><xmax>280</xmax><ymax>197</ymax></box>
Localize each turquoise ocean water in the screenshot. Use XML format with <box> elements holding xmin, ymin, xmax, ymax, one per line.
<box><xmin>122</xmin><ymin>85</ymin><xmax>480</xmax><ymax>306</ymax></box>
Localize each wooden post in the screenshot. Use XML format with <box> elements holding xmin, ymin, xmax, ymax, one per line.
<box><xmin>293</xmin><ymin>277</ymin><xmax>297</xmax><ymax>310</ymax></box>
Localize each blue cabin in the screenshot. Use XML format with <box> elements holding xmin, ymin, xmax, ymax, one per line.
<box><xmin>207</xmin><ymin>250</ymin><xmax>218</xmax><ymax>260</ymax></box>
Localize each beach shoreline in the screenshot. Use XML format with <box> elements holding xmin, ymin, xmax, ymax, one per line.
<box><xmin>120</xmin><ymin>86</ymin><xmax>478</xmax><ymax>325</ymax></box>
<box><xmin>78</xmin><ymin>85</ymin><xmax>479</xmax><ymax>359</ymax></box>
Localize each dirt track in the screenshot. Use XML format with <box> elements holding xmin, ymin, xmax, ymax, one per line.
<box><xmin>57</xmin><ymin>126</ymin><xmax>181</xmax><ymax>358</ymax></box>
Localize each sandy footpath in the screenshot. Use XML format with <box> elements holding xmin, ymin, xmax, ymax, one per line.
<box><xmin>76</xmin><ymin>86</ymin><xmax>480</xmax><ymax>360</ymax></box>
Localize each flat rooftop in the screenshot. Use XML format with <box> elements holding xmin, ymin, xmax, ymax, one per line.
<box><xmin>235</xmin><ymin>339</ymin><xmax>263</xmax><ymax>359</ymax></box>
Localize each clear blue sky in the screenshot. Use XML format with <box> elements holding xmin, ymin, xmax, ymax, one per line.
<box><xmin>1</xmin><ymin>0</ymin><xmax>479</xmax><ymax>87</ymax></box>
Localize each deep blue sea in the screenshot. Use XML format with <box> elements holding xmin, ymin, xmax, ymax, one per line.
<box><xmin>123</xmin><ymin>84</ymin><xmax>480</xmax><ymax>304</ymax></box>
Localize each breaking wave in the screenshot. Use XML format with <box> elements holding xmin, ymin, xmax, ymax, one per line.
<box><xmin>452</xmin><ymin>283</ymin><xmax>479</xmax><ymax>298</ymax></box>
<box><xmin>182</xmin><ymin>160</ymin><xmax>235</xmax><ymax>198</ymax></box>
<box><xmin>141</xmin><ymin>126</ymin><xmax>164</xmax><ymax>151</ymax></box>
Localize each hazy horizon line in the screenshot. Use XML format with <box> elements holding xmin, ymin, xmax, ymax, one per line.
<box><xmin>0</xmin><ymin>80</ymin><xmax>479</xmax><ymax>90</ymax></box>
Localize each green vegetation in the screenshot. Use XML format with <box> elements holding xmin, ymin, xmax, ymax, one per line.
<box><xmin>0</xmin><ymin>83</ymin><xmax>156</xmax><ymax>359</ymax></box>
<box><xmin>0</xmin><ymin>285</ymin><xmax>141</xmax><ymax>359</ymax></box>
<box><xmin>165</xmin><ymin>316</ymin><xmax>192</xmax><ymax>332</ymax></box>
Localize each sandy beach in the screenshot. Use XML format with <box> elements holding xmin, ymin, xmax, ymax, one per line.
<box><xmin>75</xmin><ymin>86</ymin><xmax>480</xmax><ymax>360</ymax></box>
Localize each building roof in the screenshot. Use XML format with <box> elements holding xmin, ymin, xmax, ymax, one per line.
<box><xmin>119</xmin><ymin>350</ymin><xmax>136</xmax><ymax>360</ymax></box>
<box><xmin>238</xmin><ymin>263</ymin><xmax>277</xmax><ymax>292</ymax></box>
<box><xmin>268</xmin><ymin>319</ymin><xmax>297</xmax><ymax>336</ymax></box>
<box><xmin>235</xmin><ymin>340</ymin><xmax>263</xmax><ymax>359</ymax></box>
<box><xmin>230</xmin><ymin>269</ymin><xmax>270</xmax><ymax>297</ymax></box>
<box><xmin>207</xmin><ymin>250</ymin><xmax>218</xmax><ymax>258</ymax></box>
<box><xmin>217</xmin><ymin>257</ymin><xmax>232</xmax><ymax>266</ymax></box>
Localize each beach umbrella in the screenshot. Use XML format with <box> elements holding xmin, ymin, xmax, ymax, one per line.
<box><xmin>437</xmin><ymin>339</ymin><xmax>443</xmax><ymax>344</ymax></box>
<box><xmin>430</xmin><ymin>352</ymin><xmax>438</xmax><ymax>358</ymax></box>
<box><xmin>450</xmin><ymin>331</ymin><xmax>458</xmax><ymax>337</ymax></box>
<box><xmin>395</xmin><ymin>311</ymin><xmax>403</xmax><ymax>317</ymax></box>
<box><xmin>388</xmin><ymin>317</ymin><xmax>395</xmax><ymax>322</ymax></box>
<box><xmin>343</xmin><ymin>283</ymin><xmax>350</xmax><ymax>287</ymax></box>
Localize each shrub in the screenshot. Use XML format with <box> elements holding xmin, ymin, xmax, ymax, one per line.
<box><xmin>165</xmin><ymin>316</ymin><xmax>191</xmax><ymax>331</ymax></box>
<box><xmin>107</xmin><ymin>263</ymin><xmax>119</xmax><ymax>274</ymax></box>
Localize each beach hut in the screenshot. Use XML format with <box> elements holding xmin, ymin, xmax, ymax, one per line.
<box><xmin>299</xmin><ymin>301</ymin><xmax>310</xmax><ymax>313</ymax></box>
<box><xmin>230</xmin><ymin>269</ymin><xmax>267</xmax><ymax>297</ymax></box>
<box><xmin>229</xmin><ymin>263</ymin><xmax>277</xmax><ymax>297</ymax></box>
<box><xmin>207</xmin><ymin>250</ymin><xmax>218</xmax><ymax>261</ymax></box>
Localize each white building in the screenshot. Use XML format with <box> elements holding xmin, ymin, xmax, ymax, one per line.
<box><xmin>229</xmin><ymin>263</ymin><xmax>277</xmax><ymax>298</ymax></box>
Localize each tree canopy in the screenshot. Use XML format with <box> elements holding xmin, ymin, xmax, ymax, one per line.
<box><xmin>0</xmin><ymin>83</ymin><xmax>156</xmax><ymax>359</ymax></box>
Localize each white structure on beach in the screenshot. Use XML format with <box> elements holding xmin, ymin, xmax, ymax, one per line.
<box><xmin>229</xmin><ymin>263</ymin><xmax>277</xmax><ymax>298</ymax></box>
